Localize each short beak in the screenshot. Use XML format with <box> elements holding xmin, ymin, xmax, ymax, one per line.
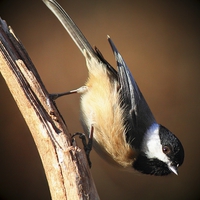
<box><xmin>168</xmin><ymin>164</ymin><xmax>178</xmax><ymax>175</ymax></box>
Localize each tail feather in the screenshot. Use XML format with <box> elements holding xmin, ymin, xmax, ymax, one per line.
<box><xmin>43</xmin><ymin>0</ymin><xmax>97</xmax><ymax>59</ymax></box>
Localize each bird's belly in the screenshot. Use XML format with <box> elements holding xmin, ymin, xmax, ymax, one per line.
<box><xmin>79</xmin><ymin>73</ymin><xmax>136</xmax><ymax>167</ymax></box>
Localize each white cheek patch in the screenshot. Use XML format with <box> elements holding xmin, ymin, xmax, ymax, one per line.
<box><xmin>142</xmin><ymin>123</ymin><xmax>169</xmax><ymax>164</ymax></box>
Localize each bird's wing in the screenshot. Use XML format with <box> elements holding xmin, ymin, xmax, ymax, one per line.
<box><xmin>108</xmin><ymin>37</ymin><xmax>156</xmax><ymax>149</ymax></box>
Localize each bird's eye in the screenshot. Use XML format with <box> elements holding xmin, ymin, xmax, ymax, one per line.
<box><xmin>162</xmin><ymin>146</ymin><xmax>171</xmax><ymax>155</ymax></box>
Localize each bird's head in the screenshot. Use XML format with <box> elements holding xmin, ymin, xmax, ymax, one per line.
<box><xmin>133</xmin><ymin>123</ymin><xmax>184</xmax><ymax>176</ymax></box>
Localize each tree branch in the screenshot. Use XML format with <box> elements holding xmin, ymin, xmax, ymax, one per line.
<box><xmin>0</xmin><ymin>18</ymin><xmax>99</xmax><ymax>200</ymax></box>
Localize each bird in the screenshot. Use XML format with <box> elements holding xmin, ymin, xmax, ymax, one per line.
<box><xmin>43</xmin><ymin>0</ymin><xmax>184</xmax><ymax>176</ymax></box>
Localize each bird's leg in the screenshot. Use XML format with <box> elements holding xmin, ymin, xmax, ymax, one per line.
<box><xmin>50</xmin><ymin>86</ymin><xmax>87</xmax><ymax>100</ymax></box>
<box><xmin>72</xmin><ymin>126</ymin><xmax>94</xmax><ymax>168</ymax></box>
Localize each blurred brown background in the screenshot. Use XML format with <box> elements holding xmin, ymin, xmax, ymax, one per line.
<box><xmin>0</xmin><ymin>0</ymin><xmax>200</xmax><ymax>199</ymax></box>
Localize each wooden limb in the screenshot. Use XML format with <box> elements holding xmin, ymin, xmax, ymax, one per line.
<box><xmin>0</xmin><ymin>18</ymin><xmax>99</xmax><ymax>200</ymax></box>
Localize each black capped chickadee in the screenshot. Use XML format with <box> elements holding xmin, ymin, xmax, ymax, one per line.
<box><xmin>43</xmin><ymin>0</ymin><xmax>184</xmax><ymax>176</ymax></box>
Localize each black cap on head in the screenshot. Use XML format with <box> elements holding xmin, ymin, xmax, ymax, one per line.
<box><xmin>159</xmin><ymin>125</ymin><xmax>184</xmax><ymax>167</ymax></box>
